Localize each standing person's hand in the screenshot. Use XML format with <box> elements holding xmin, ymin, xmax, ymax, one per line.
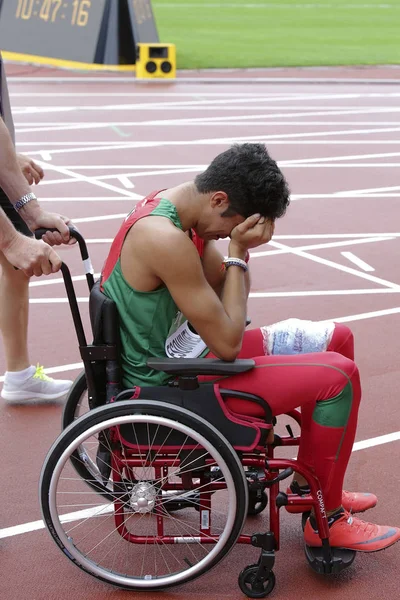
<box><xmin>17</xmin><ymin>154</ymin><xmax>44</xmax><ymax>185</ymax></box>
<box><xmin>2</xmin><ymin>230</ymin><xmax>62</xmax><ymax>277</ymax></box>
<box><xmin>19</xmin><ymin>204</ymin><xmax>76</xmax><ymax>246</ymax></box>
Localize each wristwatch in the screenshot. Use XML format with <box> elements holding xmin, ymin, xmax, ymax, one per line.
<box><xmin>14</xmin><ymin>192</ymin><xmax>37</xmax><ymax>213</ymax></box>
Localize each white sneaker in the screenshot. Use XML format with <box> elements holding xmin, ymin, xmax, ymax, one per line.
<box><xmin>1</xmin><ymin>364</ymin><xmax>73</xmax><ymax>402</ymax></box>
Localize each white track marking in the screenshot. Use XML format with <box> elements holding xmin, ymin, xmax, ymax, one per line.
<box><xmin>0</xmin><ymin>430</ymin><xmax>398</xmax><ymax>540</ymax></box>
<box><xmin>72</xmin><ymin>213</ymin><xmax>128</xmax><ymax>224</ymax></box>
<box><xmin>28</xmin><ymin>298</ymin><xmax>89</xmax><ymax>304</ymax></box>
<box><xmin>280</xmin><ymin>151</ymin><xmax>400</xmax><ymax>165</ymax></box>
<box><xmin>340</xmin><ymin>184</ymin><xmax>400</xmax><ymax>195</ymax></box>
<box><xmin>0</xmin><ymin>504</ymin><xmax>113</xmax><ymax>540</ymax></box>
<box><xmin>10</xmin><ymin>91</ymin><xmax>400</xmax><ymax>98</ymax></box>
<box><xmin>274</xmin><ymin>233</ymin><xmax>400</xmax><ymax>239</ymax></box>
<box><xmin>250</xmin><ymin>289</ymin><xmax>399</xmax><ymax>298</ymax></box>
<box><xmin>341</xmin><ymin>252</ymin><xmax>375</xmax><ymax>271</ymax></box>
<box><xmin>250</xmin><ymin>236</ymin><xmax>394</xmax><ymax>258</ymax></box>
<box><xmin>20</xmin><ymin>126</ymin><xmax>400</xmax><ymax>158</ymax></box>
<box><xmin>14</xmin><ymin>111</ymin><xmax>400</xmax><ymax>134</ymax></box>
<box><xmin>268</xmin><ymin>240</ymin><xmax>400</xmax><ymax>290</ymax></box>
<box><xmin>13</xmin><ymin>121</ymin><xmax>400</xmax><ymax>130</ymax></box>
<box><xmin>352</xmin><ymin>431</ymin><xmax>400</xmax><ymax>452</ymax></box>
<box><xmin>117</xmin><ymin>176</ymin><xmax>135</xmax><ymax>188</ymax></box>
<box><xmin>32</xmin><ymin>197</ymin><xmax>135</xmax><ymax>202</ymax></box>
<box><xmin>37</xmin><ymin>161</ymin><xmax>143</xmax><ymax>200</ymax></box>
<box><xmin>29</xmin><ymin>274</ymin><xmax>101</xmax><ymax>288</ymax></box>
<box><xmin>326</xmin><ymin>305</ymin><xmax>400</xmax><ymax>323</ymax></box>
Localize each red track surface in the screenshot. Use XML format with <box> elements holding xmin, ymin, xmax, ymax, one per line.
<box><xmin>0</xmin><ymin>65</ymin><xmax>399</xmax><ymax>600</ymax></box>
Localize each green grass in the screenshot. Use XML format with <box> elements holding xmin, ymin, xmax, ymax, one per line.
<box><xmin>151</xmin><ymin>0</ymin><xmax>400</xmax><ymax>69</ymax></box>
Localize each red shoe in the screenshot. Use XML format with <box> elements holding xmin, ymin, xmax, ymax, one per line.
<box><xmin>285</xmin><ymin>487</ymin><xmax>377</xmax><ymax>514</ymax></box>
<box><xmin>304</xmin><ymin>511</ymin><xmax>400</xmax><ymax>552</ymax></box>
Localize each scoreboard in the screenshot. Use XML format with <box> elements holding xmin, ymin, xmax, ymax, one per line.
<box><xmin>0</xmin><ymin>0</ymin><xmax>159</xmax><ymax>66</ymax></box>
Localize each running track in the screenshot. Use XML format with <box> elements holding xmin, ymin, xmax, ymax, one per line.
<box><xmin>0</xmin><ymin>65</ymin><xmax>399</xmax><ymax>600</ymax></box>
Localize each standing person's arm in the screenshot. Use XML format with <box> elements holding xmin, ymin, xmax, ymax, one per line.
<box><xmin>0</xmin><ymin>207</ymin><xmax>61</xmax><ymax>276</ymax></box>
<box><xmin>0</xmin><ymin>117</ymin><xmax>72</xmax><ymax>246</ymax></box>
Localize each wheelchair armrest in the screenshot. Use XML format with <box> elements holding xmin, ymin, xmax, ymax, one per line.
<box><xmin>147</xmin><ymin>358</ymin><xmax>255</xmax><ymax>376</ymax></box>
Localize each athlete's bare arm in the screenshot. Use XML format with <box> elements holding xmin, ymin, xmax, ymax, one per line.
<box><xmin>202</xmin><ymin>240</ymin><xmax>250</xmax><ymax>297</ymax></box>
<box><xmin>121</xmin><ymin>215</ymin><xmax>273</xmax><ymax>361</ymax></box>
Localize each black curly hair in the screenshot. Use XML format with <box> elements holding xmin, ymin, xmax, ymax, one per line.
<box><xmin>195</xmin><ymin>143</ymin><xmax>290</xmax><ymax>220</ymax></box>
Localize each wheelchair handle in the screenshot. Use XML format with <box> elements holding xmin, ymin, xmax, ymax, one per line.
<box><xmin>35</xmin><ymin>226</ymin><xmax>94</xmax><ymax>291</ymax></box>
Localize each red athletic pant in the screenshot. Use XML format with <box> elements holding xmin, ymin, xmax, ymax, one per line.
<box><xmin>204</xmin><ymin>324</ymin><xmax>360</xmax><ymax>511</ymax></box>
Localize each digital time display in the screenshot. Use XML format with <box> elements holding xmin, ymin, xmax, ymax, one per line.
<box><xmin>0</xmin><ymin>0</ymin><xmax>109</xmax><ymax>63</ymax></box>
<box><xmin>15</xmin><ymin>0</ymin><xmax>92</xmax><ymax>26</ymax></box>
<box><xmin>0</xmin><ymin>0</ymin><xmax>160</xmax><ymax>66</ymax></box>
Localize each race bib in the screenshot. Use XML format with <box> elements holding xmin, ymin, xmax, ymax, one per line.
<box><xmin>165</xmin><ymin>313</ymin><xmax>208</xmax><ymax>359</ymax></box>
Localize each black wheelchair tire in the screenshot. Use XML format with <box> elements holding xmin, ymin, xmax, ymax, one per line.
<box><xmin>62</xmin><ymin>370</ymin><xmax>114</xmax><ymax>501</ymax></box>
<box><xmin>40</xmin><ymin>400</ymin><xmax>249</xmax><ymax>591</ymax></box>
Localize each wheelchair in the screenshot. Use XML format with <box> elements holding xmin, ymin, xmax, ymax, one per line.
<box><xmin>38</xmin><ymin>228</ymin><xmax>356</xmax><ymax>597</ymax></box>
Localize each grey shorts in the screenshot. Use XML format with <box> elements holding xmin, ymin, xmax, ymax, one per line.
<box><xmin>0</xmin><ymin>187</ymin><xmax>32</xmax><ymax>237</ymax></box>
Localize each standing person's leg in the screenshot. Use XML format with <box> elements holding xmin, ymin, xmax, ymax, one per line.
<box><xmin>0</xmin><ymin>189</ymin><xmax>72</xmax><ymax>402</ymax></box>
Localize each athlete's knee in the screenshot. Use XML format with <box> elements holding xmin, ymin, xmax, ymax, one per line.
<box><xmin>323</xmin><ymin>351</ymin><xmax>359</xmax><ymax>380</ymax></box>
<box><xmin>329</xmin><ymin>323</ymin><xmax>354</xmax><ymax>358</ymax></box>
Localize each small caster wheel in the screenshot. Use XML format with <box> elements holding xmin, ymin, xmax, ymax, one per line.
<box><xmin>301</xmin><ymin>510</ymin><xmax>311</xmax><ymax>531</ymax></box>
<box><xmin>238</xmin><ymin>564</ymin><xmax>276</xmax><ymax>598</ymax></box>
<box><xmin>247</xmin><ymin>490</ymin><xmax>268</xmax><ymax>516</ymax></box>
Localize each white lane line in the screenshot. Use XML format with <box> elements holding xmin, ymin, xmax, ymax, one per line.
<box><xmin>326</xmin><ymin>305</ymin><xmax>400</xmax><ymax>323</ymax></box>
<box><xmin>72</xmin><ymin>213</ymin><xmax>128</xmax><ymax>224</ymax></box>
<box><xmin>15</xmin><ymin>96</ymin><xmax>399</xmax><ymax>112</ymax></box>
<box><xmin>20</xmin><ymin>126</ymin><xmax>400</xmax><ymax>158</ymax></box>
<box><xmin>341</xmin><ymin>252</ymin><xmax>375</xmax><ymax>272</ymax></box>
<box><xmin>40</xmin><ymin>151</ymin><xmax>52</xmax><ymax>161</ymax></box>
<box><xmin>10</xmin><ymin>91</ymin><xmax>400</xmax><ymax>99</ymax></box>
<box><xmin>0</xmin><ymin>430</ymin><xmax>398</xmax><ymax>540</ymax></box>
<box><xmin>274</xmin><ymin>233</ymin><xmax>400</xmax><ymax>239</ymax></box>
<box><xmin>15</xmin><ymin>140</ymin><xmax>400</xmax><ymax>147</ymax></box>
<box><xmin>28</xmin><ymin>298</ymin><xmax>89</xmax><ymax>304</ymax></box>
<box><xmin>0</xmin><ymin>504</ymin><xmax>113</xmax><ymax>540</ymax></box>
<box><xmin>28</xmin><ymin>290</ymin><xmax>400</xmax><ymax>300</ymax></box>
<box><xmin>29</xmin><ymin>274</ymin><xmax>101</xmax><ymax>288</ymax></box>
<box><xmin>268</xmin><ymin>240</ymin><xmax>400</xmax><ymax>290</ymax></box>
<box><xmin>37</xmin><ymin>161</ymin><xmax>143</xmax><ymax>201</ymax></box>
<box><xmin>341</xmin><ymin>184</ymin><xmax>400</xmax><ymax>195</ymax></box>
<box><xmin>250</xmin><ymin>289</ymin><xmax>399</xmax><ymax>298</ymax></box>
<box><xmin>353</xmin><ymin>431</ymin><xmax>400</xmax><ymax>452</ymax></box>
<box><xmin>33</xmin><ymin>197</ymin><xmax>135</xmax><ymax>202</ymax></box>
<box><xmin>118</xmin><ymin>176</ymin><xmax>135</xmax><ymax>189</ymax></box>
<box><xmin>251</xmin><ymin>236</ymin><xmax>395</xmax><ymax>258</ymax></box>
<box><xmin>280</xmin><ymin>150</ymin><xmax>400</xmax><ymax>166</ymax></box>
<box><xmin>14</xmin><ymin>121</ymin><xmax>400</xmax><ymax>131</ymax></box>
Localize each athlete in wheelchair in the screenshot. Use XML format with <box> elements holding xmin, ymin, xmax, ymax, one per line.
<box><xmin>39</xmin><ymin>144</ymin><xmax>399</xmax><ymax>597</ymax></box>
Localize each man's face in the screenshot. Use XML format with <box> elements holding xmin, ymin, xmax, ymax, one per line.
<box><xmin>195</xmin><ymin>192</ymin><xmax>246</xmax><ymax>241</ymax></box>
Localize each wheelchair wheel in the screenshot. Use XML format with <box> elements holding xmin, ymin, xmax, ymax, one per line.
<box><xmin>62</xmin><ymin>371</ymin><xmax>114</xmax><ymax>500</ymax></box>
<box><xmin>40</xmin><ymin>400</ymin><xmax>248</xmax><ymax>590</ymax></box>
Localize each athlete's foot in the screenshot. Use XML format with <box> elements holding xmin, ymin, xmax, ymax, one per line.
<box><xmin>285</xmin><ymin>484</ymin><xmax>377</xmax><ymax>514</ymax></box>
<box><xmin>1</xmin><ymin>364</ymin><xmax>72</xmax><ymax>402</ymax></box>
<box><xmin>304</xmin><ymin>510</ymin><xmax>400</xmax><ymax>552</ymax></box>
